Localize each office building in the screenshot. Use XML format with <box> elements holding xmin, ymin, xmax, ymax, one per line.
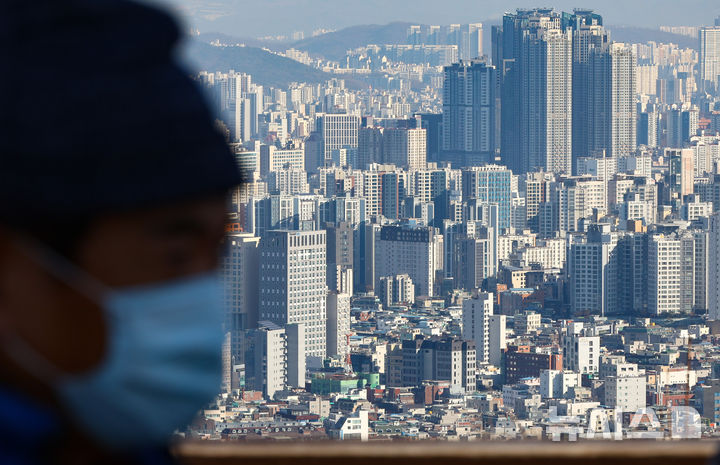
<box><xmin>318</xmin><ymin>113</ymin><xmax>360</xmax><ymax>168</ymax></box>
<box><xmin>260</xmin><ymin>145</ymin><xmax>305</xmax><ymax>176</ymax></box>
<box><xmin>504</xmin><ymin>346</ymin><xmax>563</xmax><ymax>384</ymax></box>
<box><xmin>398</xmin><ymin>337</ymin><xmax>476</xmax><ymax>391</ymax></box>
<box><xmin>461</xmin><ymin>165</ymin><xmax>512</xmax><ymax>229</ymax></box>
<box><xmin>259</xmin><ymin>230</ymin><xmax>328</xmax><ymax>361</ymax></box>
<box><xmin>375</xmin><ymin>225</ymin><xmax>441</xmax><ymax>297</ymax></box>
<box><xmin>358</xmin><ymin>126</ymin><xmax>384</xmax><ymax>169</ymax></box>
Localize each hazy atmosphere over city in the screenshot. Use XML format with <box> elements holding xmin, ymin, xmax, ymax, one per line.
<box><xmin>154</xmin><ymin>0</ymin><xmax>720</xmax><ymax>36</ymax></box>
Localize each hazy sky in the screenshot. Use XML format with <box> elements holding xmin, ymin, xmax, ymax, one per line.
<box><xmin>148</xmin><ymin>0</ymin><xmax>720</xmax><ymax>37</ymax></box>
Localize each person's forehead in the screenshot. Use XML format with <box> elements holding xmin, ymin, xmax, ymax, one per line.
<box><xmin>95</xmin><ymin>196</ymin><xmax>228</xmax><ymax>233</ymax></box>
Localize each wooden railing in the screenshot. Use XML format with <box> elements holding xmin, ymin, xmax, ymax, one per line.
<box><xmin>176</xmin><ymin>440</ymin><xmax>719</xmax><ymax>465</ymax></box>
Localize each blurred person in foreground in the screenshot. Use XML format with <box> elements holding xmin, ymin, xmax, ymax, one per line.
<box><xmin>0</xmin><ymin>0</ymin><xmax>241</xmax><ymax>463</ymax></box>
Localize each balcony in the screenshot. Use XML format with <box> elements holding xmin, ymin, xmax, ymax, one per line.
<box><xmin>176</xmin><ymin>440</ymin><xmax>719</xmax><ymax>465</ymax></box>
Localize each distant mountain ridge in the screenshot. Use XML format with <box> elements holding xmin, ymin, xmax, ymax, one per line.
<box><xmin>182</xmin><ymin>41</ymin><xmax>333</xmax><ymax>88</ymax></box>
<box><xmin>290</xmin><ymin>22</ymin><xmax>414</xmax><ymax>60</ymax></box>
<box><xmin>287</xmin><ymin>22</ymin><xmax>699</xmax><ymax>61</ymax></box>
<box><xmin>609</xmin><ymin>26</ymin><xmax>698</xmax><ymax>50</ymax></box>
<box><xmin>180</xmin><ymin>22</ymin><xmax>698</xmax><ymax>90</ymax></box>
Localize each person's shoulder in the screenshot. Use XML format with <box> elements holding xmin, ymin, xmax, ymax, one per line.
<box><xmin>137</xmin><ymin>447</ymin><xmax>178</xmax><ymax>465</ymax></box>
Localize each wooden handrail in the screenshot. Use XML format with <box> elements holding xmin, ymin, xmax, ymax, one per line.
<box><xmin>176</xmin><ymin>440</ymin><xmax>719</xmax><ymax>465</ymax></box>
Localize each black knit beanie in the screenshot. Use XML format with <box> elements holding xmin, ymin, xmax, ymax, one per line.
<box><xmin>0</xmin><ymin>0</ymin><xmax>241</xmax><ymax>227</ymax></box>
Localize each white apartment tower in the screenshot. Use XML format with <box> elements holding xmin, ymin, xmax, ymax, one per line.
<box><xmin>647</xmin><ymin>234</ymin><xmax>698</xmax><ymax>316</ymax></box>
<box><xmin>488</xmin><ymin>314</ymin><xmax>507</xmax><ymax>367</ymax></box>
<box><xmin>700</xmin><ymin>26</ymin><xmax>720</xmax><ymax>93</ymax></box>
<box><xmin>326</xmin><ymin>292</ymin><xmax>351</xmax><ymax>359</ymax></box>
<box><xmin>568</xmin><ymin>225</ymin><xmax>618</xmax><ymax>316</ymax></box>
<box><xmin>246</xmin><ymin>322</ymin><xmax>306</xmax><ymax>399</ymax></box>
<box><xmin>462</xmin><ymin>293</ymin><xmax>493</xmax><ymax>365</ymax></box>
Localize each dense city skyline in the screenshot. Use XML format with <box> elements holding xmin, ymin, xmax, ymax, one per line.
<box><xmin>173</xmin><ymin>3</ymin><xmax>720</xmax><ymax>443</ymax></box>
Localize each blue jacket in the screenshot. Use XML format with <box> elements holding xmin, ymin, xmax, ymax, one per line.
<box><xmin>0</xmin><ymin>386</ymin><xmax>175</xmax><ymax>465</ymax></box>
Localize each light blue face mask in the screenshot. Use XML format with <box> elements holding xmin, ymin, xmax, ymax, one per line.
<box><xmin>4</xmin><ymin>241</ymin><xmax>224</xmax><ymax>449</ymax></box>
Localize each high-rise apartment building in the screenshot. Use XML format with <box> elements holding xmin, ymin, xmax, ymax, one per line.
<box><xmin>326</xmin><ymin>292</ymin><xmax>351</xmax><ymax>359</ymax></box>
<box><xmin>442</xmin><ymin>60</ymin><xmax>496</xmax><ymax>166</ymax></box>
<box><xmin>222</xmin><ymin>233</ymin><xmax>260</xmax><ymax>362</ymax></box>
<box><xmin>521</xmin><ymin>171</ymin><xmax>554</xmax><ymax>232</ymax></box>
<box><xmin>378</xmin><ymin>274</ymin><xmax>415</xmax><ymax>308</ymax></box>
<box><xmin>570</xmin><ymin>10</ymin><xmax>608</xmax><ymax>163</ymax></box>
<box><xmin>500</xmin><ymin>9</ymin><xmax>572</xmax><ymax>174</ymax></box>
<box><xmin>568</xmin><ymin>224</ymin><xmax>618</xmax><ymax>316</ymax></box>
<box><xmin>637</xmin><ymin>111</ymin><xmax>658</xmax><ymax>147</ymax></box>
<box><xmin>462</xmin><ymin>293</ymin><xmax>493</xmax><ymax>364</ymax></box>
<box><xmin>710</xmin><ymin>213</ymin><xmax>720</xmax><ymax>320</ymax></box>
<box><xmin>699</xmin><ymin>26</ymin><xmax>720</xmax><ymax>93</ymax></box>
<box><xmin>452</xmin><ymin>235</ymin><xmax>496</xmax><ymax>291</ymax></box>
<box><xmin>407</xmin><ymin>23</ymin><xmax>483</xmax><ymax>62</ymax></box>
<box><xmin>666</xmin><ymin>109</ymin><xmax>699</xmax><ymax>148</ymax></box>
<box><xmin>245</xmin><ymin>321</ymin><xmax>306</xmax><ymax>399</ymax></box>
<box><xmin>358</xmin><ymin>126</ymin><xmax>384</xmax><ymax>169</ymax></box>
<box><xmin>647</xmin><ymin>234</ymin><xmax>698</xmax><ymax>315</ymax></box>
<box><xmin>488</xmin><ymin>314</ymin><xmax>507</xmax><ymax>366</ymax></box>
<box><xmin>245</xmin><ymin>322</ymin><xmax>287</xmax><ymax>399</ymax></box>
<box><xmin>569</xmin><ymin>12</ymin><xmax>636</xmax><ymax>165</ymax></box>
<box><xmin>259</xmin><ymin>230</ymin><xmax>328</xmax><ymax>361</ymax></box>
<box><xmin>382</xmin><ymin>127</ymin><xmax>427</xmax><ymax>170</ymax></box>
